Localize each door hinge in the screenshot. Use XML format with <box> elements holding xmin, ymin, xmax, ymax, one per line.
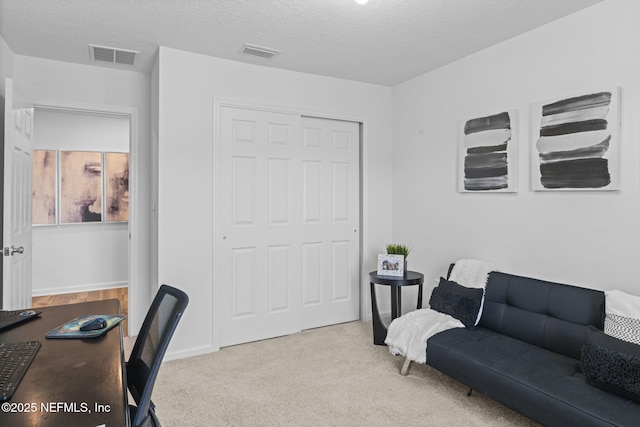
<box><xmin>3</xmin><ymin>247</ymin><xmax>9</xmax><ymax>257</ymax></box>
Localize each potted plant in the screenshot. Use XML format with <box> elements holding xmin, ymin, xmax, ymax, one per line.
<box><xmin>386</xmin><ymin>244</ymin><xmax>411</xmax><ymax>277</ymax></box>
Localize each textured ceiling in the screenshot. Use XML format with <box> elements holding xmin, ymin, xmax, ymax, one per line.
<box><xmin>0</xmin><ymin>0</ymin><xmax>602</xmax><ymax>86</ymax></box>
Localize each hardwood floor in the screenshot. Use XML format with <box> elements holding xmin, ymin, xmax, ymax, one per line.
<box><xmin>32</xmin><ymin>287</ymin><xmax>129</xmax><ymax>336</ymax></box>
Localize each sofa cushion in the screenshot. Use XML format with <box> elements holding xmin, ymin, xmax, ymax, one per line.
<box><xmin>604</xmin><ymin>290</ymin><xmax>640</xmax><ymax>345</ymax></box>
<box><xmin>478</xmin><ymin>271</ymin><xmax>604</xmax><ymax>360</ymax></box>
<box><xmin>429</xmin><ymin>278</ymin><xmax>483</xmax><ymax>328</ymax></box>
<box><xmin>581</xmin><ymin>326</ymin><xmax>640</xmax><ymax>403</ymax></box>
<box><xmin>427</xmin><ymin>327</ymin><xmax>640</xmax><ymax>427</ymax></box>
<box><xmin>428</xmin><ymin>327</ymin><xmax>578</xmax><ymax>388</ymax></box>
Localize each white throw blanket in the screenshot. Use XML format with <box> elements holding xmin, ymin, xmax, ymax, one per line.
<box><xmin>385</xmin><ymin>259</ymin><xmax>499</xmax><ymax>364</ymax></box>
<box><xmin>384</xmin><ymin>309</ymin><xmax>464</xmax><ymax>364</ymax></box>
<box><xmin>448</xmin><ymin>258</ymin><xmax>497</xmax><ymax>289</ymax></box>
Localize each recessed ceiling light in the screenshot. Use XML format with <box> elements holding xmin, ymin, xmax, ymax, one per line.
<box><xmin>355</xmin><ymin>0</ymin><xmax>369</xmax><ymax>4</ymax></box>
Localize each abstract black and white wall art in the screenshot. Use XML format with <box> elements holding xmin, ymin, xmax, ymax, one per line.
<box><xmin>532</xmin><ymin>88</ymin><xmax>620</xmax><ymax>191</ymax></box>
<box><xmin>458</xmin><ymin>110</ymin><xmax>518</xmax><ymax>192</ymax></box>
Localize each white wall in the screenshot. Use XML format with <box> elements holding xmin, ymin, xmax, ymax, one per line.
<box><xmin>32</xmin><ymin>109</ymin><xmax>129</xmax><ymax>295</ymax></box>
<box><xmin>150</xmin><ymin>55</ymin><xmax>160</xmax><ymax>311</ymax></box>
<box><xmin>392</xmin><ymin>0</ymin><xmax>640</xmax><ymax>300</ymax></box>
<box><xmin>0</xmin><ymin>35</ymin><xmax>13</xmax><ymax>93</ymax></box>
<box><xmin>13</xmin><ymin>55</ymin><xmax>152</xmax><ymax>333</ymax></box>
<box><xmin>156</xmin><ymin>47</ymin><xmax>393</xmax><ymax>358</ymax></box>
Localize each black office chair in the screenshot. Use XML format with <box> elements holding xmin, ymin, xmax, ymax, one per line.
<box><xmin>127</xmin><ymin>284</ymin><xmax>189</xmax><ymax>427</ymax></box>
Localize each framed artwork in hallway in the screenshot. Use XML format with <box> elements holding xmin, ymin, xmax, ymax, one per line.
<box><xmin>32</xmin><ymin>149</ymin><xmax>57</xmax><ymax>225</ymax></box>
<box><xmin>60</xmin><ymin>150</ymin><xmax>103</xmax><ymax>224</ymax></box>
<box><xmin>105</xmin><ymin>152</ymin><xmax>129</xmax><ymax>222</ymax></box>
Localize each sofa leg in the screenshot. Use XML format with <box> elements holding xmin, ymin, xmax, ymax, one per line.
<box><xmin>467</xmin><ymin>388</ymin><xmax>473</xmax><ymax>397</ymax></box>
<box><xmin>400</xmin><ymin>357</ymin><xmax>413</xmax><ymax>376</ymax></box>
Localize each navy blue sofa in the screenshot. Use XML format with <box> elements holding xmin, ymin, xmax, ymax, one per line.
<box><xmin>426</xmin><ymin>268</ymin><xmax>640</xmax><ymax>426</ymax></box>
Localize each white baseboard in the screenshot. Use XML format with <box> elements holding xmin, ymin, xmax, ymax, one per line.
<box><xmin>32</xmin><ymin>281</ymin><xmax>128</xmax><ymax>297</ymax></box>
<box><xmin>164</xmin><ymin>344</ymin><xmax>217</xmax><ymax>361</ymax></box>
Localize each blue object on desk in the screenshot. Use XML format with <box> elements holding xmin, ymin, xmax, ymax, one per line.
<box><xmin>45</xmin><ymin>314</ymin><xmax>126</xmax><ymax>339</ymax></box>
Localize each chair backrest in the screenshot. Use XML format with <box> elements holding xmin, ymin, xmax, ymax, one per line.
<box><xmin>127</xmin><ymin>284</ymin><xmax>189</xmax><ymax>427</ymax></box>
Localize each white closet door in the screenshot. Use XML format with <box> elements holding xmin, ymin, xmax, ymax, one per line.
<box><xmin>218</xmin><ymin>106</ymin><xmax>303</xmax><ymax>347</ymax></box>
<box><xmin>300</xmin><ymin>117</ymin><xmax>360</xmax><ymax>330</ymax></box>
<box><xmin>218</xmin><ymin>108</ymin><xmax>360</xmax><ymax>347</ymax></box>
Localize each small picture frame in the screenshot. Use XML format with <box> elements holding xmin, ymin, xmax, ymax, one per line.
<box><xmin>377</xmin><ymin>254</ymin><xmax>405</xmax><ymax>277</ymax></box>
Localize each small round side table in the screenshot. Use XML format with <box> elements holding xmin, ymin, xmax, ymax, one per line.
<box><xmin>369</xmin><ymin>270</ymin><xmax>424</xmax><ymax>345</ymax></box>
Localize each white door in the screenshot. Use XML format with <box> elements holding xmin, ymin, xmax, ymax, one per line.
<box><xmin>218</xmin><ymin>107</ymin><xmax>360</xmax><ymax>347</ymax></box>
<box><xmin>2</xmin><ymin>78</ymin><xmax>33</xmax><ymax>309</ymax></box>
<box><xmin>218</xmin><ymin>106</ymin><xmax>303</xmax><ymax>347</ymax></box>
<box><xmin>299</xmin><ymin>117</ymin><xmax>360</xmax><ymax>330</ymax></box>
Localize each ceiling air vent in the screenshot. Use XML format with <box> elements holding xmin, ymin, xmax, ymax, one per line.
<box><xmin>241</xmin><ymin>43</ymin><xmax>281</xmax><ymax>59</ymax></box>
<box><xmin>89</xmin><ymin>44</ymin><xmax>139</xmax><ymax>66</ymax></box>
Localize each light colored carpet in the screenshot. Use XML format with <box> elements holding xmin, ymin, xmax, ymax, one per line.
<box><xmin>153</xmin><ymin>321</ymin><xmax>540</xmax><ymax>426</ymax></box>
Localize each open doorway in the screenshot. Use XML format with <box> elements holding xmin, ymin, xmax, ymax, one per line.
<box><xmin>29</xmin><ymin>108</ymin><xmax>130</xmax><ymax>334</ymax></box>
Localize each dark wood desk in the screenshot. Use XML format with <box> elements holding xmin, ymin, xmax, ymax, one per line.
<box><xmin>0</xmin><ymin>299</ymin><xmax>129</xmax><ymax>427</ymax></box>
